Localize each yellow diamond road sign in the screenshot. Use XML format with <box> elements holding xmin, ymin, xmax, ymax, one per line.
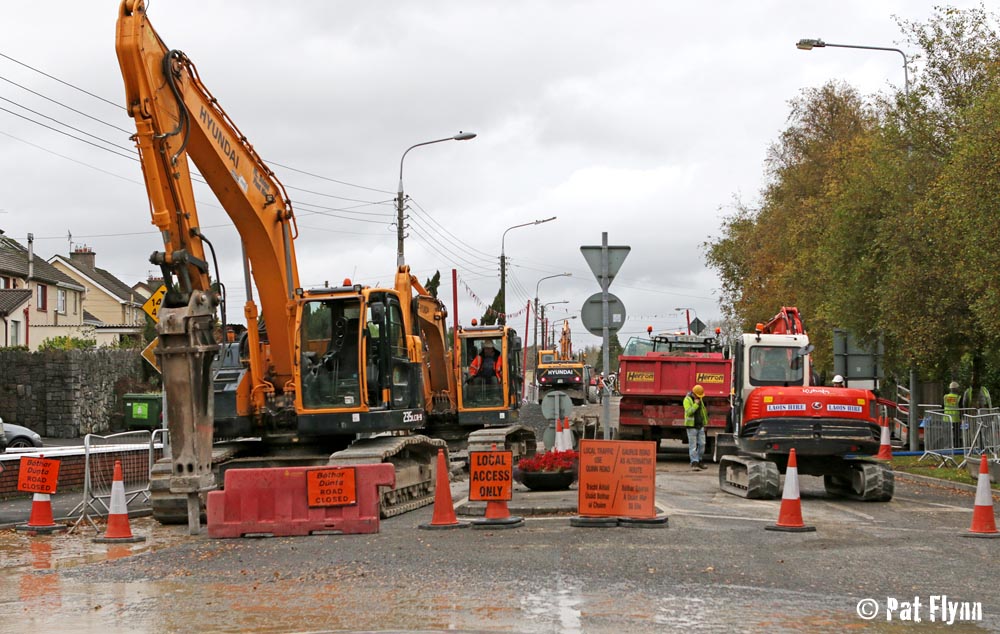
<box><xmin>141</xmin><ymin>339</ymin><xmax>161</xmax><ymax>374</ymax></box>
<box><xmin>142</xmin><ymin>285</ymin><xmax>167</xmax><ymax>323</ymax></box>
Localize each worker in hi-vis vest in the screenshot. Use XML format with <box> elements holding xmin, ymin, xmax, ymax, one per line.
<box><xmin>943</xmin><ymin>381</ymin><xmax>961</xmax><ymax>423</ymax></box>
<box><xmin>683</xmin><ymin>384</ymin><xmax>710</xmax><ymax>471</ymax></box>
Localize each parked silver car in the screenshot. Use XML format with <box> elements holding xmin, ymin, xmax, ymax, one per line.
<box><xmin>0</xmin><ymin>416</ymin><xmax>43</xmax><ymax>451</ymax></box>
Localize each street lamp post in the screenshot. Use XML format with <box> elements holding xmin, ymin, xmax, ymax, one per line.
<box><xmin>396</xmin><ymin>132</ymin><xmax>477</xmax><ymax>267</ymax></box>
<box><xmin>540</xmin><ymin>300</ymin><xmax>568</xmax><ymax>349</ymax></box>
<box><xmin>500</xmin><ymin>217</ymin><xmax>556</xmax><ymax>324</ymax></box>
<box><xmin>795</xmin><ymin>39</ymin><xmax>909</xmax><ymax>97</ymax></box>
<box><xmin>796</xmin><ymin>36</ymin><xmax>914</xmax><ymax>449</ymax></box>
<box><xmin>533</xmin><ymin>273</ymin><xmax>572</xmax><ymax>370</ymax></box>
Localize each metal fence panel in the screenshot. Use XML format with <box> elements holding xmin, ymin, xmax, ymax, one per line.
<box><xmin>69</xmin><ymin>430</ymin><xmax>164</xmax><ymax>533</ymax></box>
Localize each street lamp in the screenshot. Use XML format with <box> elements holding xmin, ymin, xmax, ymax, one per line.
<box><xmin>396</xmin><ymin>132</ymin><xmax>477</xmax><ymax>267</ymax></box>
<box><xmin>797</xmin><ymin>36</ymin><xmax>914</xmax><ymax>449</ymax></box>
<box><xmin>795</xmin><ymin>39</ymin><xmax>910</xmax><ymax>97</ymax></box>
<box><xmin>533</xmin><ymin>272</ymin><xmax>572</xmax><ymax>369</ymax></box>
<box><xmin>674</xmin><ymin>307</ymin><xmax>697</xmax><ymax>335</ymax></box>
<box><xmin>500</xmin><ymin>217</ymin><xmax>557</xmax><ymax>324</ymax></box>
<box><xmin>540</xmin><ymin>300</ymin><xmax>568</xmax><ymax>348</ymax></box>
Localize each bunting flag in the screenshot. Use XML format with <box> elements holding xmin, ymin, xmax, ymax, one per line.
<box><xmin>459</xmin><ymin>278</ymin><xmax>528</xmax><ymax>321</ymax></box>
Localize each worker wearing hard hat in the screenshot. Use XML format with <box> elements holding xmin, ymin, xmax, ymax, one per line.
<box><xmin>832</xmin><ymin>375</ymin><xmax>845</xmax><ymax>388</ymax></box>
<box><xmin>943</xmin><ymin>381</ymin><xmax>961</xmax><ymax>424</ymax></box>
<box><xmin>468</xmin><ymin>340</ymin><xmax>502</xmax><ymax>384</ymax></box>
<box><xmin>684</xmin><ymin>384</ymin><xmax>710</xmax><ymax>470</ymax></box>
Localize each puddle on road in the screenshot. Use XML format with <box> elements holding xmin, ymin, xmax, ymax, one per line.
<box><xmin>0</xmin><ymin>524</ymin><xmax>995</xmax><ymax>633</ymax></box>
<box><xmin>0</xmin><ymin>518</ymin><xmax>189</xmax><ymax>572</ymax></box>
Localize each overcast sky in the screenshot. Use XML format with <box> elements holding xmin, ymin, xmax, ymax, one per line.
<box><xmin>0</xmin><ymin>1</ymin><xmax>976</xmax><ymax>348</ymax></box>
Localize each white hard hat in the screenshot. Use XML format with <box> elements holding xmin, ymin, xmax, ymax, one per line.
<box><xmin>949</xmin><ymin>381</ymin><xmax>960</xmax><ymax>390</ymax></box>
<box><xmin>833</xmin><ymin>375</ymin><xmax>844</xmax><ymax>384</ymax></box>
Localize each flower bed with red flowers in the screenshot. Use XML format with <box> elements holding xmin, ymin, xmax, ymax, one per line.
<box><xmin>517</xmin><ymin>449</ymin><xmax>579</xmax><ymax>473</ymax></box>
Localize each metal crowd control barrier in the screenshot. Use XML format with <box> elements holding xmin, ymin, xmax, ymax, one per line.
<box><xmin>917</xmin><ymin>410</ymin><xmax>959</xmax><ymax>467</ymax></box>
<box><xmin>68</xmin><ymin>429</ymin><xmax>167</xmax><ymax>533</ymax></box>
<box><xmin>959</xmin><ymin>410</ymin><xmax>1000</xmax><ymax>468</ymax></box>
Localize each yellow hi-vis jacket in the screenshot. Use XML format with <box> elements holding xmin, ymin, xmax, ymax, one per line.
<box><xmin>943</xmin><ymin>391</ymin><xmax>961</xmax><ymax>423</ymax></box>
<box><xmin>683</xmin><ymin>392</ymin><xmax>709</xmax><ymax>428</ymax></box>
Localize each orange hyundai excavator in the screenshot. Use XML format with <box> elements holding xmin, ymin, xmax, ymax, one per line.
<box><xmin>115</xmin><ymin>0</ymin><xmax>532</xmax><ymax>527</ymax></box>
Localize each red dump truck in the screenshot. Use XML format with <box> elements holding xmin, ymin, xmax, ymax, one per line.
<box><xmin>617</xmin><ymin>331</ymin><xmax>731</xmax><ymax>458</ymax></box>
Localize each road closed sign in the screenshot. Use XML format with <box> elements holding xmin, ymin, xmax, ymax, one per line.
<box><xmin>306</xmin><ymin>467</ymin><xmax>357</xmax><ymax>507</ymax></box>
<box><xmin>17</xmin><ymin>456</ymin><xmax>60</xmax><ymax>494</ymax></box>
<box><xmin>578</xmin><ymin>440</ymin><xmax>656</xmax><ymax>518</ymax></box>
<box><xmin>468</xmin><ymin>450</ymin><xmax>513</xmax><ymax>502</ymax></box>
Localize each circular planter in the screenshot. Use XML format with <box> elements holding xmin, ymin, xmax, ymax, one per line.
<box><xmin>515</xmin><ymin>468</ymin><xmax>577</xmax><ymax>491</ymax></box>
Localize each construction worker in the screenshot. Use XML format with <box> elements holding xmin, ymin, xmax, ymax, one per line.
<box><xmin>960</xmin><ymin>384</ymin><xmax>992</xmax><ymax>411</ymax></box>
<box><xmin>832</xmin><ymin>374</ymin><xmax>845</xmax><ymax>388</ymax></box>
<box><xmin>684</xmin><ymin>384</ymin><xmax>709</xmax><ymax>470</ymax></box>
<box><xmin>468</xmin><ymin>340</ymin><xmax>502</xmax><ymax>385</ymax></box>
<box><xmin>943</xmin><ymin>381</ymin><xmax>961</xmax><ymax>424</ymax></box>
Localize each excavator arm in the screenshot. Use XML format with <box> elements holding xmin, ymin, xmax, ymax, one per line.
<box><xmin>116</xmin><ymin>0</ymin><xmax>300</xmax><ymax>526</ymax></box>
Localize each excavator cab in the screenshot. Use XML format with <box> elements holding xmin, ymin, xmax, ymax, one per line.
<box><xmin>456</xmin><ymin>326</ymin><xmax>522</xmax><ymax>425</ymax></box>
<box><xmin>294</xmin><ymin>286</ymin><xmax>423</xmax><ymax>434</ymax></box>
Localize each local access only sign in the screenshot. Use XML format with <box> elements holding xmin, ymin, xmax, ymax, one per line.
<box><xmin>468</xmin><ymin>450</ymin><xmax>513</xmax><ymax>502</ymax></box>
<box><xmin>577</xmin><ymin>439</ymin><xmax>656</xmax><ymax>518</ymax></box>
<box><xmin>17</xmin><ymin>456</ymin><xmax>60</xmax><ymax>494</ymax></box>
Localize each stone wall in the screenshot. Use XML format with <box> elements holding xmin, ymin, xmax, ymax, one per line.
<box><xmin>0</xmin><ymin>349</ymin><xmax>146</xmax><ymax>438</ymax></box>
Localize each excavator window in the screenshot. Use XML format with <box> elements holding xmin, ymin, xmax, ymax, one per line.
<box><xmin>749</xmin><ymin>346</ymin><xmax>805</xmax><ymax>386</ymax></box>
<box><xmin>462</xmin><ymin>336</ymin><xmax>503</xmax><ymax>407</ymax></box>
<box><xmin>299</xmin><ymin>299</ymin><xmax>362</xmax><ymax>409</ymax></box>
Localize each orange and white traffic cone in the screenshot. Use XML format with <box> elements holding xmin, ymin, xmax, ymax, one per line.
<box><xmin>16</xmin><ymin>493</ymin><xmax>65</xmax><ymax>534</ymax></box>
<box><xmin>554</xmin><ymin>418</ymin><xmax>565</xmax><ymax>452</ymax></box>
<box><xmin>875</xmin><ymin>416</ymin><xmax>893</xmax><ymax>461</ymax></box>
<box><xmin>419</xmin><ymin>448</ymin><xmax>468</xmax><ymax>530</ymax></box>
<box><xmin>562</xmin><ymin>417</ymin><xmax>574</xmax><ymax>451</ymax></box>
<box><xmin>765</xmin><ymin>448</ymin><xmax>816</xmax><ymax>533</ymax></box>
<box><xmin>94</xmin><ymin>460</ymin><xmax>145</xmax><ymax>543</ymax></box>
<box><xmin>963</xmin><ymin>455</ymin><xmax>1000</xmax><ymax>539</ymax></box>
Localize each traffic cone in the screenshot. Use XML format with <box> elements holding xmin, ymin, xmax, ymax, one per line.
<box><xmin>471</xmin><ymin>443</ymin><xmax>523</xmax><ymax>529</ymax></box>
<box><xmin>765</xmin><ymin>448</ymin><xmax>816</xmax><ymax>533</ymax></box>
<box><xmin>16</xmin><ymin>493</ymin><xmax>65</xmax><ymax>534</ymax></box>
<box><xmin>94</xmin><ymin>461</ymin><xmax>145</xmax><ymax>543</ymax></box>
<box><xmin>963</xmin><ymin>455</ymin><xmax>1000</xmax><ymax>538</ymax></box>
<box><xmin>554</xmin><ymin>418</ymin><xmax>565</xmax><ymax>452</ymax></box>
<box><xmin>419</xmin><ymin>448</ymin><xmax>468</xmax><ymax>530</ymax></box>
<box><xmin>562</xmin><ymin>417</ymin><xmax>574</xmax><ymax>451</ymax></box>
<box><xmin>875</xmin><ymin>416</ymin><xmax>893</xmax><ymax>461</ymax></box>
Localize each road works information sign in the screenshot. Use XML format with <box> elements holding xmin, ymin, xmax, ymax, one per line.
<box><xmin>468</xmin><ymin>450</ymin><xmax>513</xmax><ymax>502</ymax></box>
<box><xmin>578</xmin><ymin>440</ymin><xmax>656</xmax><ymax>518</ymax></box>
<box><xmin>17</xmin><ymin>456</ymin><xmax>60</xmax><ymax>494</ymax></box>
<box><xmin>306</xmin><ymin>467</ymin><xmax>357</xmax><ymax>507</ymax></box>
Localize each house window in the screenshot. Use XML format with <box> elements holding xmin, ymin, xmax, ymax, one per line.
<box><xmin>57</xmin><ymin>289</ymin><xmax>67</xmax><ymax>314</ymax></box>
<box><xmin>10</xmin><ymin>320</ymin><xmax>20</xmax><ymax>346</ymax></box>
<box><xmin>37</xmin><ymin>284</ymin><xmax>48</xmax><ymax>311</ymax></box>
<box><xmin>0</xmin><ymin>277</ymin><xmax>7</xmax><ymax>289</ymax></box>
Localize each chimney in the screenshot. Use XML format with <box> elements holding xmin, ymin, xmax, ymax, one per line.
<box><xmin>71</xmin><ymin>245</ymin><xmax>96</xmax><ymax>269</ymax></box>
<box><xmin>27</xmin><ymin>232</ymin><xmax>34</xmax><ymax>281</ymax></box>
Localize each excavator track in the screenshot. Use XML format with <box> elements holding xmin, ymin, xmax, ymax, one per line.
<box><xmin>329</xmin><ymin>435</ymin><xmax>446</xmax><ymax>518</ymax></box>
<box><xmin>466</xmin><ymin>425</ymin><xmax>538</xmax><ymax>463</ymax></box>
<box><xmin>823</xmin><ymin>461</ymin><xmax>894</xmax><ymax>501</ymax></box>
<box><xmin>149</xmin><ymin>445</ymin><xmax>242</xmax><ymax>524</ymax></box>
<box><xmin>718</xmin><ymin>455</ymin><xmax>781</xmax><ymax>499</ymax></box>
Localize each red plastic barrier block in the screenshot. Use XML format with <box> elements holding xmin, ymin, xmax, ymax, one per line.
<box><xmin>207</xmin><ymin>463</ymin><xmax>395</xmax><ymax>538</ymax></box>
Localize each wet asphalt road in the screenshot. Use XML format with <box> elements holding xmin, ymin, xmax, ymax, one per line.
<box><xmin>1</xmin><ymin>401</ymin><xmax>998</xmax><ymax>633</ymax></box>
